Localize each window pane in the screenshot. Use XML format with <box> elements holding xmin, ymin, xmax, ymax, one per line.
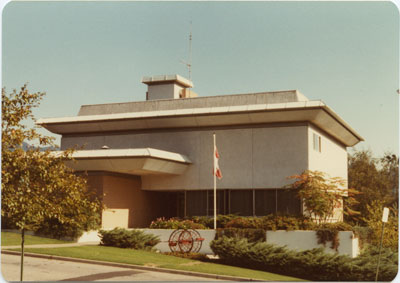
<box><xmin>313</xmin><ymin>133</ymin><xmax>321</xmax><ymax>152</ymax></box>
<box><xmin>230</xmin><ymin>190</ymin><xmax>253</xmax><ymax>216</ymax></box>
<box><xmin>255</xmin><ymin>189</ymin><xmax>276</xmax><ymax>216</ymax></box>
<box><xmin>277</xmin><ymin>189</ymin><xmax>301</xmax><ymax>215</ymax></box>
<box><xmin>177</xmin><ymin>192</ymin><xmax>185</xmax><ymax>218</ymax></box>
<box><xmin>207</xmin><ymin>190</ymin><xmax>225</xmax><ymax>215</ymax></box>
<box><xmin>186</xmin><ymin>191</ymin><xmax>207</xmax><ymax>216</ymax></box>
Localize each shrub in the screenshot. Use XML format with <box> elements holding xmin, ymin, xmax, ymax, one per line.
<box><xmin>210</xmin><ymin>236</ymin><xmax>398</xmax><ymax>281</ymax></box>
<box><xmin>316</xmin><ymin>222</ymin><xmax>354</xmax><ymax>251</ymax></box>
<box><xmin>35</xmin><ymin>211</ymin><xmax>101</xmax><ymax>240</ymax></box>
<box><xmin>224</xmin><ymin>214</ymin><xmax>317</xmax><ymax>231</ymax></box>
<box><xmin>362</xmin><ymin>201</ymin><xmax>398</xmax><ymax>250</ymax></box>
<box><xmin>225</xmin><ymin>217</ymin><xmax>263</xmax><ymax>229</ymax></box>
<box><xmin>149</xmin><ymin>217</ymin><xmax>206</xmax><ymax>229</ymax></box>
<box><xmin>99</xmin><ymin>228</ymin><xmax>160</xmax><ymax>250</ymax></box>
<box><xmin>215</xmin><ymin>228</ymin><xmax>266</xmax><ymax>242</ymax></box>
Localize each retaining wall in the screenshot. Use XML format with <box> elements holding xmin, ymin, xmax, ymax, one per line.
<box><xmin>77</xmin><ymin>229</ymin><xmax>359</xmax><ymax>257</ymax></box>
<box><xmin>266</xmin><ymin>230</ymin><xmax>359</xmax><ymax>257</ymax></box>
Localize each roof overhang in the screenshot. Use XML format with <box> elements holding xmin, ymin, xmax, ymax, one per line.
<box><xmin>56</xmin><ymin>148</ymin><xmax>191</xmax><ymax>175</ymax></box>
<box><xmin>37</xmin><ymin>101</ymin><xmax>364</xmax><ymax>147</ymax></box>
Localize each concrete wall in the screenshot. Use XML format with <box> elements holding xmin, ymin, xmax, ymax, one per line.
<box><xmin>62</xmin><ymin>124</ymin><xmax>309</xmax><ymax>190</ymax></box>
<box><xmin>76</xmin><ymin>229</ymin><xmax>359</xmax><ymax>258</ymax></box>
<box><xmin>266</xmin><ymin>230</ymin><xmax>359</xmax><ymax>258</ymax></box>
<box><xmin>78</xmin><ymin>90</ymin><xmax>307</xmax><ymax>116</ymax></box>
<box><xmin>307</xmin><ymin>125</ymin><xmax>348</xmax><ymax>221</ymax></box>
<box><xmin>142</xmin><ymin>229</ymin><xmax>216</xmax><ymax>254</ymax></box>
<box><xmin>308</xmin><ymin>125</ymin><xmax>348</xmax><ymax>184</ymax></box>
<box><xmin>147</xmin><ymin>84</ymin><xmax>183</xmax><ymax>100</ymax></box>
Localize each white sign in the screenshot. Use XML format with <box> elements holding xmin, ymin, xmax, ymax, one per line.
<box><xmin>382</xmin><ymin>207</ymin><xmax>389</xmax><ymax>223</ymax></box>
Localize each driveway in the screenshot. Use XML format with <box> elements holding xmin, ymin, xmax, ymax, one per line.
<box><xmin>1</xmin><ymin>253</ymin><xmax>221</xmax><ymax>281</ymax></box>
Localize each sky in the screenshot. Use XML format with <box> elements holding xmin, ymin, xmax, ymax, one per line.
<box><xmin>2</xmin><ymin>1</ymin><xmax>399</xmax><ymax>157</ymax></box>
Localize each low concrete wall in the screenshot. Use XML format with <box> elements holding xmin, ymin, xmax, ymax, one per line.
<box><xmin>76</xmin><ymin>229</ymin><xmax>216</xmax><ymax>254</ymax></box>
<box><xmin>142</xmin><ymin>229</ymin><xmax>216</xmax><ymax>254</ymax></box>
<box><xmin>76</xmin><ymin>229</ymin><xmax>359</xmax><ymax>258</ymax></box>
<box><xmin>77</xmin><ymin>231</ymin><xmax>102</xmax><ymax>243</ymax></box>
<box><xmin>266</xmin><ymin>230</ymin><xmax>359</xmax><ymax>257</ymax></box>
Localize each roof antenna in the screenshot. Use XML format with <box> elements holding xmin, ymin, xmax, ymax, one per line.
<box><xmin>180</xmin><ymin>21</ymin><xmax>192</xmax><ymax>82</ymax></box>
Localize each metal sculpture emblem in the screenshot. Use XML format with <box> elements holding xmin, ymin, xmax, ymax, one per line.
<box><xmin>168</xmin><ymin>229</ymin><xmax>204</xmax><ymax>253</ymax></box>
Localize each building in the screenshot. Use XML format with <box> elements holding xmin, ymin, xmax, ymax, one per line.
<box><xmin>37</xmin><ymin>74</ymin><xmax>364</xmax><ymax>228</ymax></box>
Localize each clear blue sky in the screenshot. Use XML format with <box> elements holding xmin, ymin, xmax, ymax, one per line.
<box><xmin>2</xmin><ymin>1</ymin><xmax>399</xmax><ymax>156</ymax></box>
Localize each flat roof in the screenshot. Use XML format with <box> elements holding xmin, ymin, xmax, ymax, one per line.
<box><xmin>142</xmin><ymin>74</ymin><xmax>193</xmax><ymax>88</ymax></box>
<box><xmin>78</xmin><ymin>90</ymin><xmax>307</xmax><ymax>116</ymax></box>
<box><xmin>37</xmin><ymin>100</ymin><xmax>364</xmax><ymax>147</ymax></box>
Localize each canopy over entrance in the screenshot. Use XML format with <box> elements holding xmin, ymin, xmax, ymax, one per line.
<box><xmin>62</xmin><ymin>148</ymin><xmax>191</xmax><ymax>175</ymax></box>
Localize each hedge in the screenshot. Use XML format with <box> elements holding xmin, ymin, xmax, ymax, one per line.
<box><xmin>210</xmin><ymin>236</ymin><xmax>398</xmax><ymax>281</ymax></box>
<box><xmin>99</xmin><ymin>228</ymin><xmax>160</xmax><ymax>250</ymax></box>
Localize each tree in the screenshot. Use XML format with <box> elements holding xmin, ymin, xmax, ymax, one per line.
<box><xmin>347</xmin><ymin>150</ymin><xmax>398</xmax><ymax>224</ymax></box>
<box><xmin>1</xmin><ymin>85</ymin><xmax>102</xmax><ymax>281</ymax></box>
<box><xmin>362</xmin><ymin>200</ymin><xmax>398</xmax><ymax>250</ymax></box>
<box><xmin>287</xmin><ymin>170</ymin><xmax>359</xmax><ymax>224</ymax></box>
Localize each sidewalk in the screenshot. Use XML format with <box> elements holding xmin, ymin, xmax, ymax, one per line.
<box><xmin>1</xmin><ymin>241</ymin><xmax>99</xmax><ymax>250</ymax></box>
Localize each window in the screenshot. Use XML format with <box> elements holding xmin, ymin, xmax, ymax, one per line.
<box><xmin>186</xmin><ymin>191</ymin><xmax>207</xmax><ymax>216</ymax></box>
<box><xmin>207</xmin><ymin>190</ymin><xmax>226</xmax><ymax>215</ymax></box>
<box><xmin>255</xmin><ymin>190</ymin><xmax>276</xmax><ymax>215</ymax></box>
<box><xmin>178</xmin><ymin>189</ymin><xmax>301</xmax><ymax>217</ymax></box>
<box><xmin>277</xmin><ymin>189</ymin><xmax>301</xmax><ymax>215</ymax></box>
<box><xmin>230</xmin><ymin>190</ymin><xmax>253</xmax><ymax>216</ymax></box>
<box><xmin>313</xmin><ymin>133</ymin><xmax>321</xmax><ymax>152</ymax></box>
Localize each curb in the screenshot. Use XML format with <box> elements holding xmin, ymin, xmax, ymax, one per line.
<box><xmin>2</xmin><ymin>250</ymin><xmax>263</xmax><ymax>282</ymax></box>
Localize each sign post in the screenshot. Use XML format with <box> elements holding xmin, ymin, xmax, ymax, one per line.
<box><xmin>375</xmin><ymin>207</ymin><xmax>389</xmax><ymax>281</ymax></box>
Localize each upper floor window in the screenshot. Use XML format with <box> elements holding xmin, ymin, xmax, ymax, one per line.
<box><xmin>313</xmin><ymin>133</ymin><xmax>321</xmax><ymax>152</ymax></box>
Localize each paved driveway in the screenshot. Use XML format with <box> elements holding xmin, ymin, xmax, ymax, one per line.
<box><xmin>1</xmin><ymin>253</ymin><xmax>221</xmax><ymax>281</ymax></box>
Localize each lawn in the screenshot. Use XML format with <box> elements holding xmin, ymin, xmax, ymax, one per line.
<box><xmin>20</xmin><ymin>245</ymin><xmax>303</xmax><ymax>281</ymax></box>
<box><xmin>2</xmin><ymin>232</ymin><xmax>70</xmax><ymax>246</ymax></box>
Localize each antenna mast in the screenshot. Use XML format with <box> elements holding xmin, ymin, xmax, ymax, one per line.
<box><xmin>181</xmin><ymin>21</ymin><xmax>192</xmax><ymax>82</ymax></box>
<box><xmin>188</xmin><ymin>21</ymin><xmax>192</xmax><ymax>81</ymax></box>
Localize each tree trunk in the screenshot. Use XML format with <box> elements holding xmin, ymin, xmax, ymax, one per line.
<box><xmin>20</xmin><ymin>228</ymin><xmax>25</xmax><ymax>281</ymax></box>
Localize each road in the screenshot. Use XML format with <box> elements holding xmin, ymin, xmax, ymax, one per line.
<box><xmin>1</xmin><ymin>253</ymin><xmax>221</xmax><ymax>281</ymax></box>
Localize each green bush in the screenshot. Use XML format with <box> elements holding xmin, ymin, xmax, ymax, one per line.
<box><xmin>315</xmin><ymin>222</ymin><xmax>354</xmax><ymax>251</ymax></box>
<box><xmin>99</xmin><ymin>228</ymin><xmax>160</xmax><ymax>250</ymax></box>
<box><xmin>149</xmin><ymin>217</ymin><xmax>206</xmax><ymax>229</ymax></box>
<box><xmin>215</xmin><ymin>228</ymin><xmax>266</xmax><ymax>242</ymax></box>
<box><xmin>225</xmin><ymin>217</ymin><xmax>263</xmax><ymax>229</ymax></box>
<box><xmin>224</xmin><ymin>214</ymin><xmax>317</xmax><ymax>231</ymax></box>
<box><xmin>35</xmin><ymin>211</ymin><xmax>101</xmax><ymax>240</ymax></box>
<box><xmin>210</xmin><ymin>236</ymin><xmax>398</xmax><ymax>281</ymax></box>
<box><xmin>189</xmin><ymin>214</ymin><xmax>240</xmax><ymax>229</ymax></box>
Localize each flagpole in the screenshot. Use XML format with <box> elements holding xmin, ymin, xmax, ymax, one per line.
<box><xmin>213</xmin><ymin>133</ymin><xmax>217</xmax><ymax>230</ymax></box>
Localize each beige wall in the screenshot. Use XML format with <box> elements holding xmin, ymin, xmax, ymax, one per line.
<box><xmin>308</xmin><ymin>124</ymin><xmax>348</xmax><ymax>186</ymax></box>
<box><xmin>147</xmin><ymin>84</ymin><xmax>183</xmax><ymax>100</ymax></box>
<box><xmin>86</xmin><ymin>173</ymin><xmax>167</xmax><ymax>228</ymax></box>
<box><xmin>63</xmin><ymin>124</ymin><xmax>309</xmax><ymax>190</ymax></box>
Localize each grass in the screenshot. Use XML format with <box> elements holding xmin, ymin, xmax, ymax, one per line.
<box><xmin>2</xmin><ymin>232</ymin><xmax>71</xmax><ymax>246</ymax></box>
<box><xmin>18</xmin><ymin>245</ymin><xmax>303</xmax><ymax>281</ymax></box>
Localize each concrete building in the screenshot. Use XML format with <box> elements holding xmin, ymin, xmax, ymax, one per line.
<box><xmin>37</xmin><ymin>74</ymin><xmax>364</xmax><ymax>228</ymax></box>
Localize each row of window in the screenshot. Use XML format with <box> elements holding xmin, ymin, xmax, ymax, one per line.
<box><xmin>176</xmin><ymin>189</ymin><xmax>302</xmax><ymax>217</ymax></box>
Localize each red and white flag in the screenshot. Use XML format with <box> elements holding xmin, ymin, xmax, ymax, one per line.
<box><xmin>214</xmin><ymin>145</ymin><xmax>222</xmax><ymax>179</ymax></box>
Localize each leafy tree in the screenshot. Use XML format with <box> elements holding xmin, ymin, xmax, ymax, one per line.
<box><xmin>287</xmin><ymin>170</ymin><xmax>359</xmax><ymax>224</ymax></box>
<box><xmin>380</xmin><ymin>153</ymin><xmax>399</xmax><ymax>203</ymax></box>
<box><xmin>347</xmin><ymin>150</ymin><xmax>398</xmax><ymax>224</ymax></box>
<box><xmin>362</xmin><ymin>200</ymin><xmax>398</xmax><ymax>250</ymax></box>
<box><xmin>1</xmin><ymin>85</ymin><xmax>102</xmax><ymax>281</ymax></box>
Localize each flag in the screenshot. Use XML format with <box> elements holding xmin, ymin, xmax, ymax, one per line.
<box><xmin>214</xmin><ymin>145</ymin><xmax>222</xmax><ymax>179</ymax></box>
